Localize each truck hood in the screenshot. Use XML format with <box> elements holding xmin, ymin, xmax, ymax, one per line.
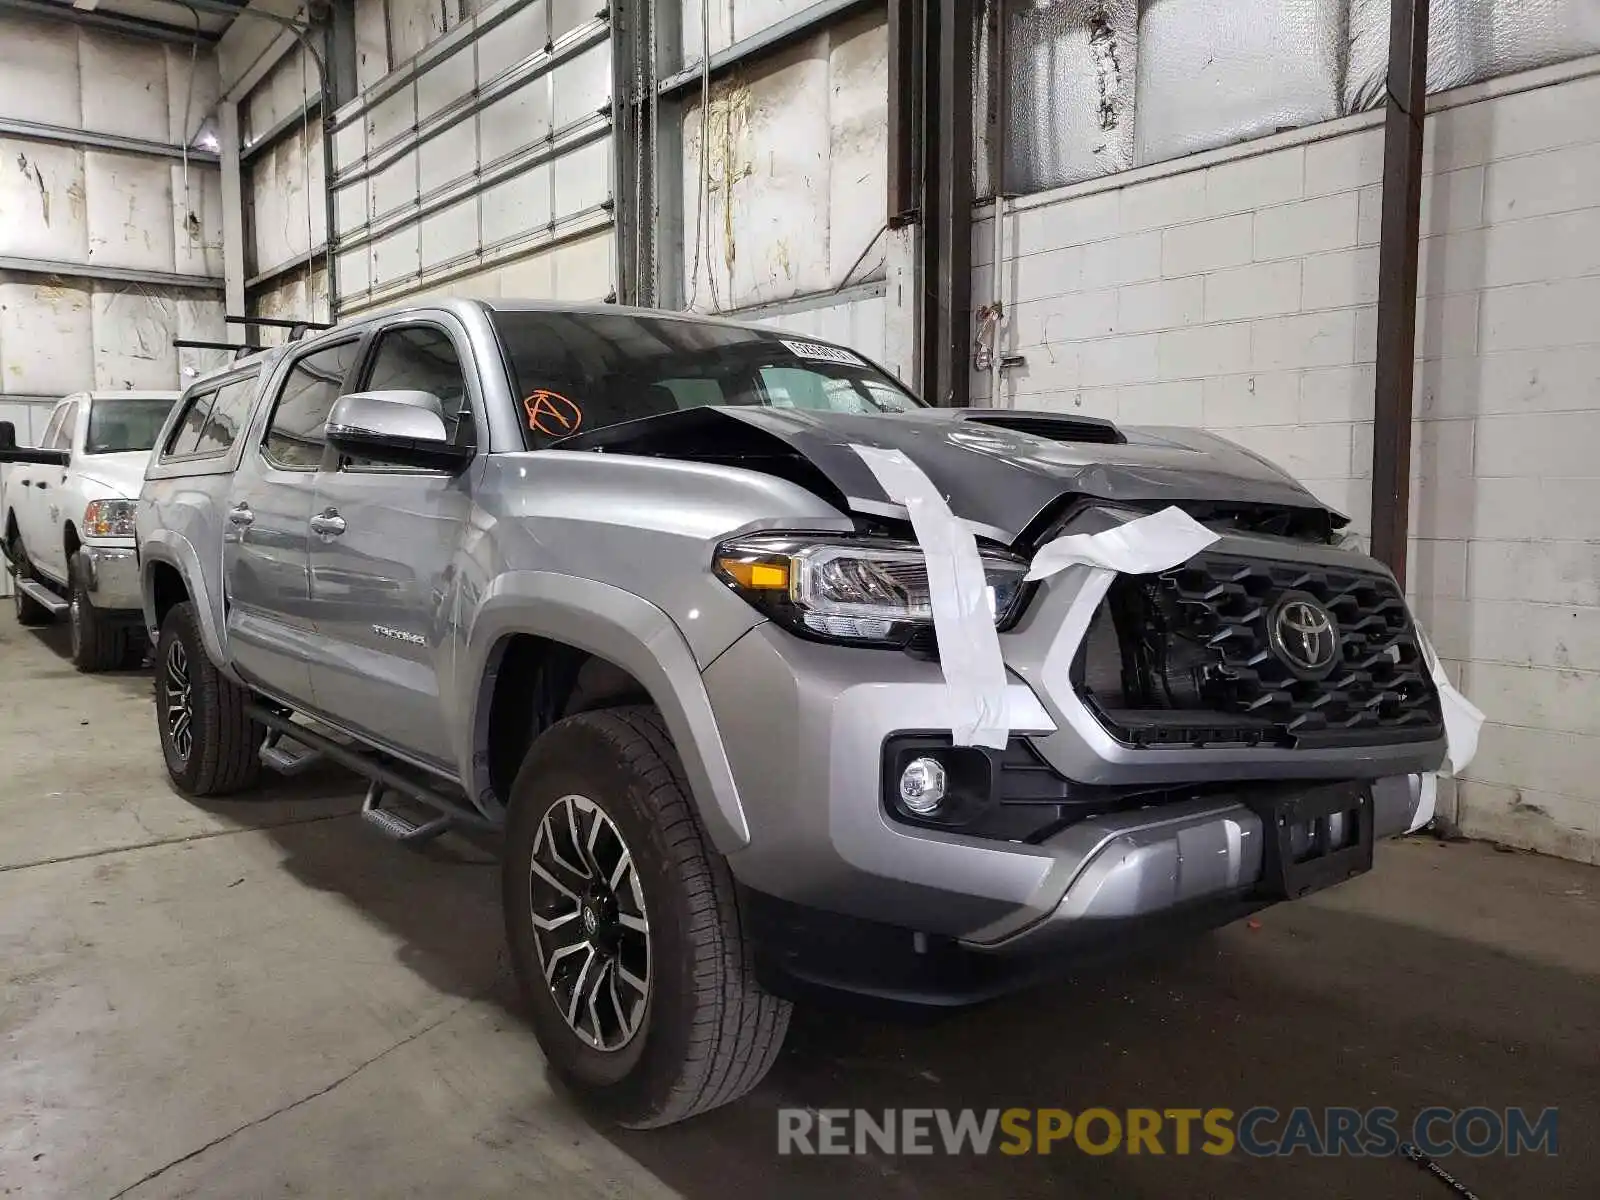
<box><xmin>74</xmin><ymin>451</ymin><xmax>151</xmax><ymax>499</ymax></box>
<box><xmin>554</xmin><ymin>406</ymin><xmax>1342</xmax><ymax>544</ymax></box>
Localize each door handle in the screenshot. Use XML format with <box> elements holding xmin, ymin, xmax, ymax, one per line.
<box><xmin>19</xmin><ymin>480</ymin><xmax>31</xmax><ymax>487</ymax></box>
<box><xmin>309</xmin><ymin>509</ymin><xmax>346</xmax><ymax>539</ymax></box>
<box><xmin>228</xmin><ymin>503</ymin><xmax>254</xmax><ymax>527</ymax></box>
<box><xmin>35</xmin><ymin>481</ymin><xmax>47</xmax><ymax>491</ymax></box>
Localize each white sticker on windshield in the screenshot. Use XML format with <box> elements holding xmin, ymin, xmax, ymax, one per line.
<box><xmin>779</xmin><ymin>338</ymin><xmax>866</xmax><ymax>367</ymax></box>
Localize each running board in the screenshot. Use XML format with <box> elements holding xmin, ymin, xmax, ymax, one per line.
<box><xmin>16</xmin><ymin>578</ymin><xmax>67</xmax><ymax>615</ymax></box>
<box><xmin>244</xmin><ymin>703</ymin><xmax>495</xmax><ymax>840</ymax></box>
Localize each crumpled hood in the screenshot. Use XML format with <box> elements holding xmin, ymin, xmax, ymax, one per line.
<box><xmin>74</xmin><ymin>451</ymin><xmax>150</xmax><ymax>499</ymax></box>
<box><xmin>556</xmin><ymin>406</ymin><xmax>1340</xmax><ymax>543</ymax></box>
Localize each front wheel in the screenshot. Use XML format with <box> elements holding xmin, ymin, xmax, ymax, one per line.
<box><xmin>69</xmin><ymin>560</ymin><xmax>126</xmax><ymax>673</ymax></box>
<box><xmin>503</xmin><ymin>706</ymin><xmax>790</xmax><ymax>1128</ymax></box>
<box><xmin>155</xmin><ymin>601</ymin><xmax>263</xmax><ymax>796</ymax></box>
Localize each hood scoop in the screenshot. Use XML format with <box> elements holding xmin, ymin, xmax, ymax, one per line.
<box><xmin>954</xmin><ymin>410</ymin><xmax>1126</xmax><ymax>445</ymax></box>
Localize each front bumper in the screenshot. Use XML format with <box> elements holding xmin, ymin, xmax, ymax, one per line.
<box><xmin>706</xmin><ymin>619</ymin><xmax>1437</xmax><ymax>952</ymax></box>
<box><xmin>75</xmin><ymin>544</ymin><xmax>141</xmax><ymax>612</ymax></box>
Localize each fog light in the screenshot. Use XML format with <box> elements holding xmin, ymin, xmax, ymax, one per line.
<box><xmin>898</xmin><ymin>756</ymin><xmax>947</xmax><ymax>816</ymax></box>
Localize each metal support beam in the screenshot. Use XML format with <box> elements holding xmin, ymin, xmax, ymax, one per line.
<box><xmin>0</xmin><ymin>117</ymin><xmax>220</xmax><ymax>165</ymax></box>
<box><xmin>326</xmin><ymin>0</ymin><xmax>359</xmax><ymax>108</ymax></box>
<box><xmin>915</xmin><ymin>0</ymin><xmax>974</xmax><ymax>407</ymax></box>
<box><xmin>1369</xmin><ymin>0</ymin><xmax>1430</xmax><ymax>584</ymax></box>
<box><xmin>0</xmin><ymin>257</ymin><xmax>223</xmax><ymax>291</ymax></box>
<box><xmin>886</xmin><ymin>0</ymin><xmax>917</xmax><ymax>222</ymax></box>
<box><xmin>219</xmin><ymin>101</ymin><xmax>249</xmax><ymax>323</ymax></box>
<box><xmin>0</xmin><ymin>0</ymin><xmax>217</xmax><ymax>43</ymax></box>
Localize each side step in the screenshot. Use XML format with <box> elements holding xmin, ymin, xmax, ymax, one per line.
<box><xmin>244</xmin><ymin>703</ymin><xmax>496</xmax><ymax>846</ymax></box>
<box><xmin>259</xmin><ymin>727</ymin><xmax>323</xmax><ymax>775</ymax></box>
<box><xmin>361</xmin><ymin>781</ymin><xmax>452</xmax><ymax>844</ymax></box>
<box><xmin>16</xmin><ymin>578</ymin><xmax>67</xmax><ymax>615</ymax></box>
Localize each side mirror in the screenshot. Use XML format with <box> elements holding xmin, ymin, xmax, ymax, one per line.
<box><xmin>325</xmin><ymin>390</ymin><xmax>473</xmax><ymax>473</ymax></box>
<box><xmin>0</xmin><ymin>421</ymin><xmax>70</xmax><ymax>466</ymax></box>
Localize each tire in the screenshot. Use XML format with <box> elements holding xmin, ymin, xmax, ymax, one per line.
<box><xmin>68</xmin><ymin>559</ymin><xmax>126</xmax><ymax>673</ymax></box>
<box><xmin>10</xmin><ymin>540</ymin><xmax>52</xmax><ymax>627</ymax></box>
<box><xmin>503</xmin><ymin>705</ymin><xmax>790</xmax><ymax>1128</ymax></box>
<box><xmin>155</xmin><ymin>600</ymin><xmax>263</xmax><ymax>796</ymax></box>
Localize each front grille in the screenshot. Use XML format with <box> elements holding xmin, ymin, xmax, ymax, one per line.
<box><xmin>1076</xmin><ymin>553</ymin><xmax>1444</xmax><ymax>749</ymax></box>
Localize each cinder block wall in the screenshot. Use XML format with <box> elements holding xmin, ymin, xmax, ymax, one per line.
<box><xmin>976</xmin><ymin>60</ymin><xmax>1600</xmax><ymax>864</ymax></box>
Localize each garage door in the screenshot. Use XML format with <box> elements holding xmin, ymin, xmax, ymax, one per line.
<box><xmin>329</xmin><ymin>0</ymin><xmax>615</xmax><ymax>315</ymax></box>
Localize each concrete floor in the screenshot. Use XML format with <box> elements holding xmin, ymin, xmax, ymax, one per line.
<box><xmin>1</xmin><ymin>610</ymin><xmax>1597</xmax><ymax>1200</ymax></box>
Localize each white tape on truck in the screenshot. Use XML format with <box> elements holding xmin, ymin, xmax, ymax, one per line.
<box><xmin>850</xmin><ymin>444</ymin><xmax>1011</xmax><ymax>749</ymax></box>
<box><xmin>1024</xmin><ymin>505</ymin><xmax>1220</xmax><ymax>581</ymax></box>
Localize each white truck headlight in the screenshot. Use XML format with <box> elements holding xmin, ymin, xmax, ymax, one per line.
<box><xmin>83</xmin><ymin>499</ymin><xmax>137</xmax><ymax>539</ymax></box>
<box><xmin>713</xmin><ymin>534</ymin><xmax>1028</xmax><ymax>648</ymax></box>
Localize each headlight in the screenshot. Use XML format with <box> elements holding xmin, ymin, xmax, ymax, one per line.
<box><xmin>83</xmin><ymin>499</ymin><xmax>137</xmax><ymax>538</ymax></box>
<box><xmin>712</xmin><ymin>533</ymin><xmax>1028</xmax><ymax>647</ymax></box>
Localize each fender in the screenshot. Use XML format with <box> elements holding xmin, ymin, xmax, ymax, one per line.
<box><xmin>139</xmin><ymin>530</ymin><xmax>241</xmax><ymax>683</ymax></box>
<box><xmin>462</xmin><ymin>571</ymin><xmax>751</xmax><ymax>853</ymax></box>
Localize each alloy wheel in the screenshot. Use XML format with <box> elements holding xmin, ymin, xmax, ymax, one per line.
<box><xmin>527</xmin><ymin>794</ymin><xmax>650</xmax><ymax>1052</ymax></box>
<box><xmin>164</xmin><ymin>638</ymin><xmax>193</xmax><ymax>762</ymax></box>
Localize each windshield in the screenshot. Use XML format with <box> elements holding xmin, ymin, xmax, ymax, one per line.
<box><xmin>489</xmin><ymin>310</ymin><xmax>922</xmax><ymax>449</ymax></box>
<box><xmin>85</xmin><ymin>396</ymin><xmax>179</xmax><ymax>454</ymax></box>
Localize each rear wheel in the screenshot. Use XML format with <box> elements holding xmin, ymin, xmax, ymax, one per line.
<box><xmin>503</xmin><ymin>706</ymin><xmax>790</xmax><ymax>1128</ymax></box>
<box><xmin>68</xmin><ymin>560</ymin><xmax>126</xmax><ymax>673</ymax></box>
<box><xmin>155</xmin><ymin>601</ymin><xmax>263</xmax><ymax>795</ymax></box>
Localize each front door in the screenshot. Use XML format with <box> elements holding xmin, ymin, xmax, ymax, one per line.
<box><xmin>224</xmin><ymin>338</ymin><xmax>363</xmax><ymax>703</ymax></box>
<box><xmin>304</xmin><ymin>323</ymin><xmax>480</xmax><ymax>768</ymax></box>
<box><xmin>22</xmin><ymin>400</ymin><xmax>76</xmax><ymax>583</ymax></box>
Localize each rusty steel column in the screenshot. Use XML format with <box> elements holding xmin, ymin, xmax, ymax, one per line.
<box><xmin>1369</xmin><ymin>0</ymin><xmax>1430</xmax><ymax>584</ymax></box>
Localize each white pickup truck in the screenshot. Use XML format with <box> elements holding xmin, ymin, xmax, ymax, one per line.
<box><xmin>1</xmin><ymin>391</ymin><xmax>179</xmax><ymax>671</ymax></box>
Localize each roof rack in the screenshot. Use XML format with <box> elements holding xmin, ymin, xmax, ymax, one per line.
<box><xmin>224</xmin><ymin>314</ymin><xmax>336</xmax><ymax>342</ymax></box>
<box><xmin>173</xmin><ymin>338</ymin><xmax>263</xmax><ymax>362</ymax></box>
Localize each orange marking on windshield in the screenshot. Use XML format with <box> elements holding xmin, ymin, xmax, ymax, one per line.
<box><xmin>524</xmin><ymin>389</ymin><xmax>583</xmax><ymax>437</ymax></box>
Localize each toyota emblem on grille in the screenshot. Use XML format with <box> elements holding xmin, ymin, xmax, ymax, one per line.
<box><xmin>1269</xmin><ymin>594</ymin><xmax>1340</xmax><ymax>678</ymax></box>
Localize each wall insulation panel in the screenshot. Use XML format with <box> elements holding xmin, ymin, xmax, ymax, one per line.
<box><xmin>681</xmin><ymin>9</ymin><xmax>887</xmax><ymax>313</ymax></box>
<box><xmin>753</xmin><ymin>288</ymin><xmax>890</xmax><ymax>368</ymax></box>
<box><xmin>328</xmin><ymin>0</ymin><xmax>616</xmax><ymax>313</ymax></box>
<box><xmin>1345</xmin><ymin>0</ymin><xmax>1600</xmax><ymax>112</ymax></box>
<box><xmin>1133</xmin><ymin>0</ymin><xmax>1345</xmax><ymax>166</ymax></box>
<box><xmin>0</xmin><ymin>12</ymin><xmax>225</xmax><ymax>414</ymax></box>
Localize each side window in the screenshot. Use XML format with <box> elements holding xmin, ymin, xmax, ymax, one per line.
<box><xmin>359</xmin><ymin>325</ymin><xmax>475</xmax><ymax>449</ymax></box>
<box><xmin>165</xmin><ymin>390</ymin><xmax>218</xmax><ymax>459</ymax></box>
<box><xmin>37</xmin><ymin>406</ymin><xmax>66</xmax><ymax>450</ymax></box>
<box><xmin>194</xmin><ymin>377</ymin><xmax>258</xmax><ymax>456</ymax></box>
<box><xmin>262</xmin><ymin>341</ymin><xmax>362</xmax><ymax>470</ymax></box>
<box><xmin>49</xmin><ymin>402</ymin><xmax>79</xmax><ymax>450</ymax></box>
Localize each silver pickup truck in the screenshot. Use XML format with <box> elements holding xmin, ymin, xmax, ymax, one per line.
<box><xmin>135</xmin><ymin>299</ymin><xmax>1445</xmax><ymax>1128</ymax></box>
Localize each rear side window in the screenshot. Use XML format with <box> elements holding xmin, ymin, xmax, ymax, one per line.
<box><xmin>194</xmin><ymin>378</ymin><xmax>258</xmax><ymax>455</ymax></box>
<box><xmin>262</xmin><ymin>341</ymin><xmax>362</xmax><ymax>470</ymax></box>
<box><xmin>165</xmin><ymin>389</ymin><xmax>217</xmax><ymax>458</ymax></box>
<box><xmin>164</xmin><ymin>375</ymin><xmax>257</xmax><ymax>461</ymax></box>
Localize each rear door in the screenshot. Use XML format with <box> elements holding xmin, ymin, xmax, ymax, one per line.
<box><xmin>303</xmin><ymin>321</ymin><xmax>481</xmax><ymax>767</ymax></box>
<box><xmin>9</xmin><ymin>402</ymin><xmax>65</xmax><ymax>558</ymax></box>
<box><xmin>224</xmin><ymin>339</ymin><xmax>363</xmax><ymax>703</ymax></box>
